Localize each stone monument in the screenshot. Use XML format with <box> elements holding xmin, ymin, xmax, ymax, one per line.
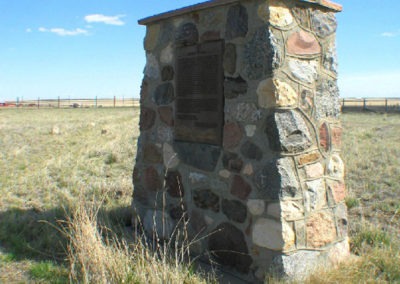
<box><xmin>132</xmin><ymin>0</ymin><xmax>349</xmax><ymax>281</ymax></box>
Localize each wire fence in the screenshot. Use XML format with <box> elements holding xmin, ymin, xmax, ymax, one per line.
<box><xmin>1</xmin><ymin>97</ymin><xmax>139</xmax><ymax>109</ymax></box>
<box><xmin>342</xmin><ymin>98</ymin><xmax>400</xmax><ymax>113</ymax></box>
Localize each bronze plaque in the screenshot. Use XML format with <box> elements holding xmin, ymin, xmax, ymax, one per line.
<box><xmin>175</xmin><ymin>41</ymin><xmax>224</xmax><ymax>145</ymax></box>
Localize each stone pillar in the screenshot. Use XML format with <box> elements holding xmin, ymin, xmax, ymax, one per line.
<box><xmin>133</xmin><ymin>0</ymin><xmax>347</xmax><ymax>281</ymax></box>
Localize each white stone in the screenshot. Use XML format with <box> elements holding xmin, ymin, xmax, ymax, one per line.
<box><xmin>219</xmin><ymin>170</ymin><xmax>231</xmax><ymax>179</ymax></box>
<box><xmin>247</xmin><ymin>199</ymin><xmax>265</xmax><ymax>216</ymax></box>
<box><xmin>158</xmin><ymin>126</ymin><xmax>173</xmax><ymax>142</ymax></box>
<box><xmin>305</xmin><ymin>179</ymin><xmax>327</xmax><ymax>211</ymax></box>
<box><xmin>305</xmin><ymin>162</ymin><xmax>324</xmax><ymax>179</ymax></box>
<box><xmin>268</xmin><ymin>0</ymin><xmax>294</xmax><ymax>27</ymax></box>
<box><xmin>242</xmin><ymin>163</ymin><xmax>254</xmax><ymax>176</ymax></box>
<box><xmin>282</xmin><ymin>201</ymin><xmax>304</xmax><ymax>220</ymax></box>
<box><xmin>160</xmin><ymin>44</ymin><xmax>174</xmax><ymax>64</ymax></box>
<box><xmin>327</xmin><ymin>154</ymin><xmax>345</xmax><ymax>179</ymax></box>
<box><xmin>245</xmin><ymin>125</ymin><xmax>257</xmax><ymax>137</ymax></box>
<box><xmin>143</xmin><ymin>210</ymin><xmax>174</xmax><ymax>240</ymax></box>
<box><xmin>267</xmin><ymin>203</ymin><xmax>281</xmax><ymax>219</ymax></box>
<box><xmin>288</xmin><ymin>59</ymin><xmax>318</xmax><ymax>84</ymax></box>
<box><xmin>253</xmin><ymin>218</ymin><xmax>295</xmax><ymax>251</ymax></box>
<box><xmin>144</xmin><ymin>53</ymin><xmax>160</xmax><ymax>79</ymax></box>
<box><xmin>163</xmin><ymin>143</ymin><xmax>179</xmax><ymax>168</ymax></box>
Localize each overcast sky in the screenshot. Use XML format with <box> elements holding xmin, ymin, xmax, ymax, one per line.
<box><xmin>1</xmin><ymin>0</ymin><xmax>400</xmax><ymax>101</ymax></box>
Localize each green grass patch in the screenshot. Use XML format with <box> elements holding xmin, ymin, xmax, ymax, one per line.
<box><xmin>29</xmin><ymin>261</ymin><xmax>69</xmax><ymax>283</ymax></box>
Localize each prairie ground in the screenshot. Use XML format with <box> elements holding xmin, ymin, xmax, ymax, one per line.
<box><xmin>0</xmin><ymin>108</ymin><xmax>399</xmax><ymax>283</ymax></box>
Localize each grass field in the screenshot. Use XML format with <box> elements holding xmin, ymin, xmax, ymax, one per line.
<box><xmin>0</xmin><ymin>108</ymin><xmax>399</xmax><ymax>283</ymax></box>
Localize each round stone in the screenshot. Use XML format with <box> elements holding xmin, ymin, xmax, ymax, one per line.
<box><xmin>247</xmin><ymin>199</ymin><xmax>265</xmax><ymax>216</ymax></box>
<box><xmin>327</xmin><ymin>154</ymin><xmax>345</xmax><ymax>178</ymax></box>
<box><xmin>287</xmin><ymin>30</ymin><xmax>321</xmax><ymax>55</ymax></box>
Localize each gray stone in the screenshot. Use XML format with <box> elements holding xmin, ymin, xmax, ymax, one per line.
<box><xmin>222</xmin><ymin>152</ymin><xmax>243</xmax><ymax>173</ymax></box>
<box><xmin>159</xmin><ymin>22</ymin><xmax>175</xmax><ymax>48</ymax></box>
<box><xmin>161</xmin><ymin>65</ymin><xmax>174</xmax><ymax>81</ymax></box>
<box><xmin>247</xmin><ymin>200</ymin><xmax>265</xmax><ymax>216</ymax></box>
<box><xmin>157</xmin><ymin>126</ymin><xmax>173</xmax><ymax>142</ymax></box>
<box><xmin>305</xmin><ymin>179</ymin><xmax>327</xmax><ymax>212</ymax></box>
<box><xmin>288</xmin><ymin>59</ymin><xmax>318</xmax><ymax>84</ymax></box>
<box><xmin>224</xmin><ymin>76</ymin><xmax>247</xmax><ymax>99</ymax></box>
<box><xmin>208</xmin><ymin>223</ymin><xmax>252</xmax><ymax>273</ymax></box>
<box><xmin>193</xmin><ymin>189</ymin><xmax>220</xmax><ymax>212</ymax></box>
<box><xmin>323</xmin><ymin>44</ymin><xmax>338</xmax><ymax>74</ymax></box>
<box><xmin>144</xmin><ymin>53</ymin><xmax>160</xmax><ymax>79</ymax></box>
<box><xmin>165</xmin><ymin>171</ymin><xmax>184</xmax><ymax>198</ymax></box>
<box><xmin>311</xmin><ymin>10</ymin><xmax>337</xmax><ymax>38</ymax></box>
<box><xmin>163</xmin><ymin>143</ymin><xmax>179</xmax><ymax>168</ymax></box>
<box><xmin>143</xmin><ymin>143</ymin><xmax>162</xmax><ymax>164</ymax></box>
<box><xmin>143</xmin><ymin>210</ymin><xmax>174</xmax><ymax>240</ymax></box>
<box><xmin>315</xmin><ymin>79</ymin><xmax>341</xmax><ymax>120</ymax></box>
<box><xmin>253</xmin><ymin>218</ymin><xmax>295</xmax><ymax>251</ymax></box>
<box><xmin>244</xmin><ymin>26</ymin><xmax>274</xmax><ymax>80</ymax></box>
<box><xmin>241</xmin><ymin>141</ymin><xmax>263</xmax><ymax>161</ymax></box>
<box><xmin>175</xmin><ymin>22</ymin><xmax>198</xmax><ymax>46</ymax></box>
<box><xmin>153</xmin><ymin>83</ymin><xmax>175</xmax><ymax>105</ymax></box>
<box><xmin>222</xmin><ymin>199</ymin><xmax>247</xmax><ymax>223</ymax></box>
<box><xmin>224</xmin><ymin>43</ymin><xmax>236</xmax><ymax>75</ymax></box>
<box><xmin>334</xmin><ymin>203</ymin><xmax>348</xmax><ymax>238</ymax></box>
<box><xmin>225</xmin><ymin>4</ymin><xmax>248</xmax><ymax>39</ymax></box>
<box><xmin>174</xmin><ymin>142</ymin><xmax>221</xmax><ymax>172</ymax></box>
<box><xmin>229</xmin><ymin>102</ymin><xmax>261</xmax><ymax>123</ymax></box>
<box><xmin>266</xmin><ymin>110</ymin><xmax>313</xmax><ymax>153</ymax></box>
<box><xmin>160</xmin><ymin>44</ymin><xmax>174</xmax><ymax>64</ymax></box>
<box><xmin>189</xmin><ymin>172</ymin><xmax>208</xmax><ymax>184</ymax></box>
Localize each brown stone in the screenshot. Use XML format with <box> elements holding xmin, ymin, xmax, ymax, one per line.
<box><xmin>287</xmin><ymin>30</ymin><xmax>321</xmax><ymax>55</ymax></box>
<box><xmin>201</xmin><ymin>30</ymin><xmax>220</xmax><ymax>42</ymax></box>
<box><xmin>158</xmin><ymin>106</ymin><xmax>174</xmax><ymax>126</ymax></box>
<box><xmin>165</xmin><ymin>171</ymin><xmax>184</xmax><ymax>198</ymax></box>
<box><xmin>306</xmin><ymin>212</ymin><xmax>337</xmax><ymax>248</ymax></box>
<box><xmin>331</xmin><ymin>126</ymin><xmax>342</xmax><ymax>148</ymax></box>
<box><xmin>298</xmin><ymin>152</ymin><xmax>321</xmax><ymax>166</ymax></box>
<box><xmin>140</xmin><ymin>107</ymin><xmax>156</xmax><ymax>131</ymax></box>
<box><xmin>143</xmin><ymin>144</ymin><xmax>162</xmax><ymax>164</ymax></box>
<box><xmin>328</xmin><ymin>180</ymin><xmax>346</xmax><ymax>203</ymax></box>
<box><xmin>144</xmin><ymin>166</ymin><xmax>162</xmax><ymax>191</ymax></box>
<box><xmin>231</xmin><ymin>175</ymin><xmax>252</xmax><ymax>200</ymax></box>
<box><xmin>222</xmin><ymin>152</ymin><xmax>243</xmax><ymax>173</ymax></box>
<box><xmin>319</xmin><ymin>123</ymin><xmax>330</xmax><ymax>151</ymax></box>
<box><xmin>223</xmin><ymin>122</ymin><xmax>243</xmax><ymax>150</ymax></box>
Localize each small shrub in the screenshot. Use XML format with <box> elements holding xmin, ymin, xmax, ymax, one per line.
<box><xmin>351</xmin><ymin>227</ymin><xmax>391</xmax><ymax>254</ymax></box>
<box><xmin>345</xmin><ymin>196</ymin><xmax>360</xmax><ymax>209</ymax></box>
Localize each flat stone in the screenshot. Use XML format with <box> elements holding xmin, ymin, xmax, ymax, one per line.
<box><xmin>174</xmin><ymin>142</ymin><xmax>221</xmax><ymax>172</ymax></box>
<box><xmin>242</xmin><ymin>163</ymin><xmax>254</xmax><ymax>176</ymax></box>
<box><xmin>245</xmin><ymin>125</ymin><xmax>256</xmax><ymax>137</ymax></box>
<box><xmin>222</xmin><ymin>152</ymin><xmax>243</xmax><ymax>173</ymax></box>
<box><xmin>163</xmin><ymin>143</ymin><xmax>178</xmax><ymax>168</ymax></box>
<box><xmin>305</xmin><ymin>162</ymin><xmax>324</xmax><ymax>179</ymax></box>
<box><xmin>219</xmin><ymin>170</ymin><xmax>231</xmax><ymax>179</ymax></box>
<box><xmin>153</xmin><ymin>83</ymin><xmax>174</xmax><ymax>105</ymax></box>
<box><xmin>266</xmin><ymin>110</ymin><xmax>313</xmax><ymax>153</ymax></box>
<box><xmin>143</xmin><ymin>209</ymin><xmax>174</xmax><ymax>240</ymax></box>
<box><xmin>161</xmin><ymin>65</ymin><xmax>174</xmax><ymax>81</ymax></box>
<box><xmin>223</xmin><ymin>122</ymin><xmax>244</xmax><ymax>150</ymax></box>
<box><xmin>222</xmin><ymin>199</ymin><xmax>247</xmax><ymax>223</ymax></box>
<box><xmin>315</xmin><ymin>79</ymin><xmax>340</xmax><ymax>119</ymax></box>
<box><xmin>143</xmin><ymin>143</ymin><xmax>162</xmax><ymax>164</ymax></box>
<box><xmin>305</xmin><ymin>179</ymin><xmax>327</xmax><ymax>212</ymax></box>
<box><xmin>144</xmin><ymin>53</ymin><xmax>160</xmax><ymax>79</ymax></box>
<box><xmin>319</xmin><ymin>123</ymin><xmax>330</xmax><ymax>151</ymax></box>
<box><xmin>252</xmin><ymin>218</ymin><xmax>295</xmax><ymax>251</ymax></box>
<box><xmin>231</xmin><ymin>175</ymin><xmax>252</xmax><ymax>200</ymax></box>
<box><xmin>331</xmin><ymin>126</ymin><xmax>342</xmax><ymax>148</ymax></box>
<box><xmin>327</xmin><ymin>180</ymin><xmax>346</xmax><ymax>204</ymax></box>
<box><xmin>327</xmin><ymin>154</ymin><xmax>345</xmax><ymax>178</ymax></box>
<box><xmin>224</xmin><ymin>76</ymin><xmax>247</xmax><ymax>99</ymax></box>
<box><xmin>287</xmin><ymin>30</ymin><xmax>321</xmax><ymax>55</ymax></box>
<box><xmin>288</xmin><ymin>59</ymin><xmax>318</xmax><ymax>84</ymax></box>
<box><xmin>225</xmin><ymin>4</ymin><xmax>248</xmax><ymax>39</ymax></box>
<box><xmin>208</xmin><ymin>223</ymin><xmax>252</xmax><ymax>273</ymax></box>
<box><xmin>158</xmin><ymin>106</ymin><xmax>174</xmax><ymax>126</ymax></box>
<box><xmin>306</xmin><ymin>211</ymin><xmax>337</xmax><ymax>248</ymax></box>
<box><xmin>201</xmin><ymin>30</ymin><xmax>221</xmax><ymax>42</ymax></box>
<box><xmin>241</xmin><ymin>141</ymin><xmax>263</xmax><ymax>161</ymax></box>
<box><xmin>268</xmin><ymin>0</ymin><xmax>294</xmax><ymax>27</ymax></box>
<box><xmin>175</xmin><ymin>22</ymin><xmax>198</xmax><ymax>45</ymax></box>
<box><xmin>165</xmin><ymin>171</ymin><xmax>184</xmax><ymax>198</ymax></box>
<box><xmin>244</xmin><ymin>26</ymin><xmax>274</xmax><ymax>80</ymax></box>
<box><xmin>144</xmin><ymin>24</ymin><xmax>160</xmax><ymax>51</ymax></box>
<box><xmin>139</xmin><ymin>107</ymin><xmax>156</xmax><ymax>131</ymax></box>
<box><xmin>298</xmin><ymin>152</ymin><xmax>321</xmax><ymax>166</ymax></box>
<box><xmin>311</xmin><ymin>10</ymin><xmax>337</xmax><ymax>38</ymax></box>
<box><xmin>193</xmin><ymin>189</ymin><xmax>220</xmax><ymax>212</ymax></box>
<box><xmin>224</xmin><ymin>43</ymin><xmax>236</xmax><ymax>75</ymax></box>
<box><xmin>160</xmin><ymin>44</ymin><xmax>174</xmax><ymax>64</ymax></box>
<box><xmin>247</xmin><ymin>199</ymin><xmax>265</xmax><ymax>216</ymax></box>
<box><xmin>144</xmin><ymin>166</ymin><xmax>162</xmax><ymax>191</ymax></box>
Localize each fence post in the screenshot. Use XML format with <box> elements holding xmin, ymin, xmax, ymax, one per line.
<box><xmin>363</xmin><ymin>98</ymin><xmax>367</xmax><ymax>111</ymax></box>
<box><xmin>114</xmin><ymin>96</ymin><xmax>116</xmax><ymax>108</ymax></box>
<box><xmin>37</xmin><ymin>97</ymin><xmax>40</xmax><ymax>109</ymax></box>
<box><xmin>385</xmin><ymin>99</ymin><xmax>388</xmax><ymax>113</ymax></box>
<box><xmin>95</xmin><ymin>96</ymin><xmax>97</xmax><ymax>108</ymax></box>
<box><xmin>58</xmin><ymin>96</ymin><xmax>60</xmax><ymax>108</ymax></box>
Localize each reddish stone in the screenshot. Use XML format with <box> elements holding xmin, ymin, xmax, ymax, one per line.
<box><xmin>298</xmin><ymin>152</ymin><xmax>321</xmax><ymax>166</ymax></box>
<box><xmin>319</xmin><ymin>123</ymin><xmax>330</xmax><ymax>151</ymax></box>
<box><xmin>287</xmin><ymin>30</ymin><xmax>321</xmax><ymax>55</ymax></box>
<box><xmin>140</xmin><ymin>78</ymin><xmax>149</xmax><ymax>102</ymax></box>
<box><xmin>158</xmin><ymin>106</ymin><xmax>174</xmax><ymax>126</ymax></box>
<box><xmin>140</xmin><ymin>107</ymin><xmax>156</xmax><ymax>131</ymax></box>
<box><xmin>331</xmin><ymin>126</ymin><xmax>342</xmax><ymax>148</ymax></box>
<box><xmin>231</xmin><ymin>175</ymin><xmax>252</xmax><ymax>200</ymax></box>
<box><xmin>144</xmin><ymin>166</ymin><xmax>162</xmax><ymax>191</ymax></box>
<box><xmin>143</xmin><ymin>144</ymin><xmax>162</xmax><ymax>164</ymax></box>
<box><xmin>165</xmin><ymin>171</ymin><xmax>184</xmax><ymax>198</ymax></box>
<box><xmin>201</xmin><ymin>30</ymin><xmax>221</xmax><ymax>42</ymax></box>
<box><xmin>306</xmin><ymin>212</ymin><xmax>337</xmax><ymax>248</ymax></box>
<box><xmin>328</xmin><ymin>181</ymin><xmax>346</xmax><ymax>203</ymax></box>
<box><xmin>223</xmin><ymin>122</ymin><xmax>243</xmax><ymax>149</ymax></box>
